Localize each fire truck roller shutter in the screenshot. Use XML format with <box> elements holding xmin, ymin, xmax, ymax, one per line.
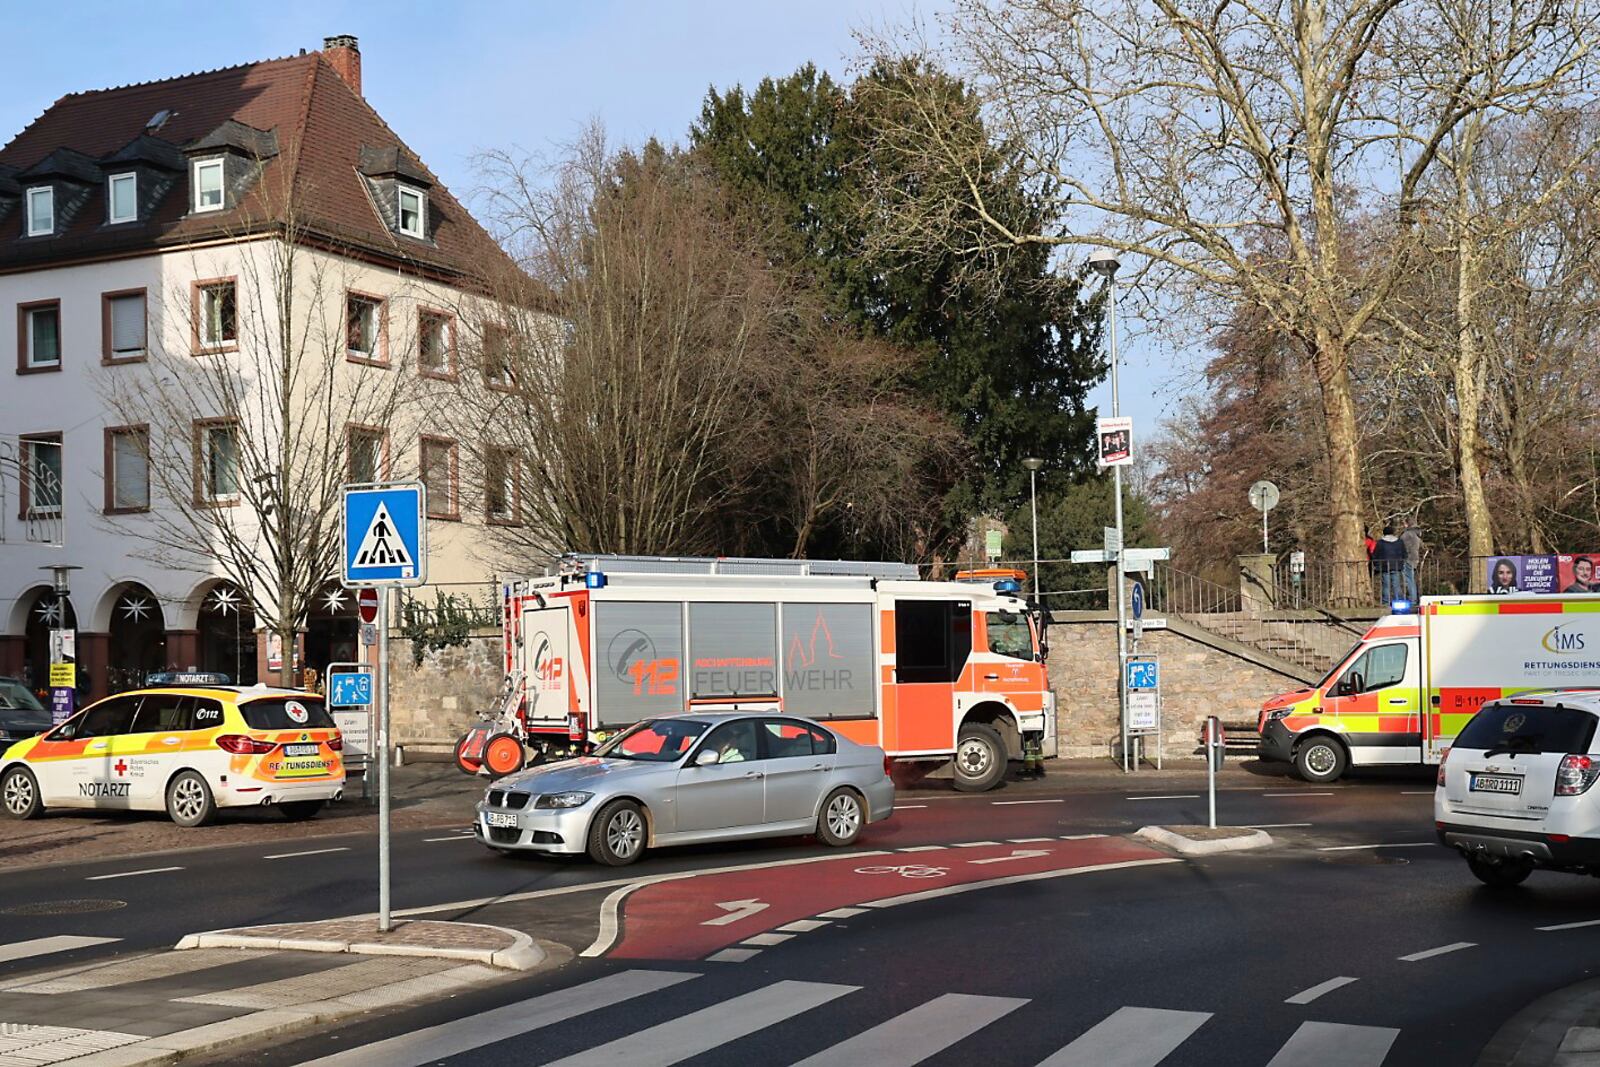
<box><xmin>689</xmin><ymin>602</ymin><xmax>778</xmax><ymax>700</ymax></box>
<box><xmin>593</xmin><ymin>602</ymin><xmax>686</xmax><ymax>725</ymax></box>
<box><xmin>780</xmin><ymin>603</ymin><xmax>875</xmax><ymax>720</ymax></box>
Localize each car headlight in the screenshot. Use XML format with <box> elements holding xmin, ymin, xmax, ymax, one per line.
<box><xmin>1266</xmin><ymin>708</ymin><xmax>1291</xmax><ymax>721</ymax></box>
<box><xmin>535</xmin><ymin>791</ymin><xmax>593</xmax><ymax>809</ymax></box>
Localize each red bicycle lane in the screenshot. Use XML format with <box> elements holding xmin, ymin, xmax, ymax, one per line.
<box><xmin>606</xmin><ymin>835</ymin><xmax>1178</xmax><ymax>960</ymax></box>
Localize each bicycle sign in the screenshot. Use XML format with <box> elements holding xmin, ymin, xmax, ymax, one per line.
<box><xmin>854</xmin><ymin>864</ymin><xmax>950</xmax><ymax>879</ymax></box>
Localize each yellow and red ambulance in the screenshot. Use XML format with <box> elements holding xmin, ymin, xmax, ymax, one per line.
<box><xmin>1258</xmin><ymin>595</ymin><xmax>1600</xmax><ymax>782</ymax></box>
<box><xmin>457</xmin><ymin>555</ymin><xmax>1053</xmax><ymax>792</ymax></box>
<box><xmin>0</xmin><ymin>683</ymin><xmax>344</xmax><ymax>826</ymax></box>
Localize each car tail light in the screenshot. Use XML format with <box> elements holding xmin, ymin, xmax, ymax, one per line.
<box><xmin>216</xmin><ymin>735</ymin><xmax>276</xmax><ymax>755</ymax></box>
<box><xmin>327</xmin><ymin>734</ymin><xmax>343</xmax><ymax>752</ymax></box>
<box><xmin>1436</xmin><ymin>748</ymin><xmax>1449</xmax><ymax>787</ymax></box>
<box><xmin>883</xmin><ymin>756</ymin><xmax>894</xmax><ymax>779</ymax></box>
<box><xmin>1557</xmin><ymin>754</ymin><xmax>1600</xmax><ymax>796</ymax></box>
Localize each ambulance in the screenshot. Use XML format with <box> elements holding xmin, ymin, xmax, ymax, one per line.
<box><xmin>0</xmin><ymin>683</ymin><xmax>344</xmax><ymax>826</ymax></box>
<box><xmin>455</xmin><ymin>554</ymin><xmax>1053</xmax><ymax>792</ymax></box>
<box><xmin>1258</xmin><ymin>595</ymin><xmax>1600</xmax><ymax>782</ymax></box>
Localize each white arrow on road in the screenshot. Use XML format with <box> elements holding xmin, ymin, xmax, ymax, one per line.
<box><xmin>968</xmin><ymin>849</ymin><xmax>1051</xmax><ymax>866</ymax></box>
<box><xmin>700</xmin><ymin>898</ymin><xmax>770</xmax><ymax>926</ymax></box>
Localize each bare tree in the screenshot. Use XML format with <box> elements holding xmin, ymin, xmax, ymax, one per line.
<box><xmin>99</xmin><ymin>179</ymin><xmax>417</xmax><ymax>684</ymax></box>
<box><xmin>857</xmin><ymin>0</ymin><xmax>1596</xmax><ymax>597</ymax></box>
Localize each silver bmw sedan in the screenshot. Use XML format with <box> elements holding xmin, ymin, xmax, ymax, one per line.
<box><xmin>473</xmin><ymin>712</ymin><xmax>896</xmax><ymax>865</ymax></box>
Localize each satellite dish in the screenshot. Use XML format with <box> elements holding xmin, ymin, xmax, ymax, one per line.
<box><xmin>1249</xmin><ymin>480</ymin><xmax>1280</xmax><ymax>512</ymax></box>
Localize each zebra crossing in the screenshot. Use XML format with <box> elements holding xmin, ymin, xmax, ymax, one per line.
<box><xmin>295</xmin><ymin>967</ymin><xmax>1402</xmax><ymax>1067</ymax></box>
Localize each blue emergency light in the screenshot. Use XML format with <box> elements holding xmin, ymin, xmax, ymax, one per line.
<box><xmin>993</xmin><ymin>579</ymin><xmax>1023</xmax><ymax>594</ymax></box>
<box><xmin>585</xmin><ymin>569</ymin><xmax>608</xmax><ymax>589</ymax></box>
<box><xmin>1390</xmin><ymin>599</ymin><xmax>1414</xmax><ymax>614</ymax></box>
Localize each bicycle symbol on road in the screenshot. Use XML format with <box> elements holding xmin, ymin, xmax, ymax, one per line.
<box><xmin>854</xmin><ymin>864</ymin><xmax>950</xmax><ymax>879</ymax></box>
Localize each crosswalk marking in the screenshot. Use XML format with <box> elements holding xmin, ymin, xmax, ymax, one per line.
<box><xmin>791</xmin><ymin>993</ymin><xmax>1027</xmax><ymax>1067</ymax></box>
<box><xmin>1265</xmin><ymin>1021</ymin><xmax>1399</xmax><ymax>1066</ymax></box>
<box><xmin>1034</xmin><ymin>1006</ymin><xmax>1211</xmax><ymax>1066</ymax></box>
<box><xmin>0</xmin><ymin>935</ymin><xmax>120</xmax><ymax>966</ymax></box>
<box><xmin>542</xmin><ymin>979</ymin><xmax>857</xmax><ymax>1066</ymax></box>
<box><xmin>294</xmin><ymin>969</ymin><xmax>697</xmax><ymax>1067</ymax></box>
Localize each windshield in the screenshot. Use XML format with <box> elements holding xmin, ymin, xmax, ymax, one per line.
<box><xmin>986</xmin><ymin>611</ymin><xmax>1035</xmax><ymax>660</ymax></box>
<box><xmin>239</xmin><ymin>697</ymin><xmax>335</xmax><ymax>730</ymax></box>
<box><xmin>0</xmin><ymin>680</ymin><xmax>47</xmax><ymax>715</ymax></box>
<box><xmin>595</xmin><ymin>718</ymin><xmax>708</xmax><ymax>762</ymax></box>
<box><xmin>1455</xmin><ymin>702</ymin><xmax>1598</xmax><ymax>755</ymax></box>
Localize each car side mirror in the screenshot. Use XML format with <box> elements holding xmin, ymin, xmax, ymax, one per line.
<box><xmin>1338</xmin><ymin>672</ymin><xmax>1364</xmax><ymax>696</ymax></box>
<box><xmin>694</xmin><ymin>749</ymin><xmax>720</xmax><ymax>767</ymax></box>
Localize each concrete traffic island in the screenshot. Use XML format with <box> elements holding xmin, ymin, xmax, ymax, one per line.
<box><xmin>176</xmin><ymin>917</ymin><xmax>545</xmax><ymax>971</ymax></box>
<box><xmin>1136</xmin><ymin>825</ymin><xmax>1275</xmax><ymax>856</ymax></box>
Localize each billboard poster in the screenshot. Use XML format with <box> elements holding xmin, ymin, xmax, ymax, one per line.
<box><xmin>1486</xmin><ymin>554</ymin><xmax>1599</xmax><ymax>594</ymax></box>
<box><xmin>1096</xmin><ymin>416</ymin><xmax>1133</xmax><ymax>468</ymax></box>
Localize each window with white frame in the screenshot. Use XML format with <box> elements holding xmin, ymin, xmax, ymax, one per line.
<box><xmin>23</xmin><ymin>434</ymin><xmax>62</xmax><ymax>517</ymax></box>
<box><xmin>108</xmin><ymin>173</ymin><xmax>137</xmax><ymax>224</ymax></box>
<box><xmin>197</xmin><ymin>281</ymin><xmax>236</xmax><ymax>349</ymax></box>
<box><xmin>21</xmin><ymin>302</ymin><xmax>61</xmax><ymax>369</ymax></box>
<box><xmin>106</xmin><ymin>291</ymin><xmax>146</xmax><ymax>360</ymax></box>
<box><xmin>26</xmin><ymin>187</ymin><xmax>53</xmax><ymax>236</ymax></box>
<box><xmin>346</xmin><ymin>294</ymin><xmax>383</xmax><ymax>360</ymax></box>
<box><xmin>193</xmin><ymin>159</ymin><xmax>224</xmax><ymax>212</ymax></box>
<box><xmin>397</xmin><ymin>186</ymin><xmax>425</xmax><ymax>238</ymax></box>
<box><xmin>107</xmin><ymin>426</ymin><xmax>150</xmax><ymax>512</ymax></box>
<box><xmin>198</xmin><ymin>421</ymin><xmax>240</xmax><ymax>501</ymax></box>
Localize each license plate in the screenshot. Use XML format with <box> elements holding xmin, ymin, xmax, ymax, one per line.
<box><xmin>1471</xmin><ymin>773</ymin><xmax>1523</xmax><ymax>795</ymax></box>
<box><xmin>486</xmin><ymin>811</ymin><xmax>519</xmax><ymax>829</ymax></box>
<box><xmin>284</xmin><ymin>744</ymin><xmax>318</xmax><ymax>756</ymax></box>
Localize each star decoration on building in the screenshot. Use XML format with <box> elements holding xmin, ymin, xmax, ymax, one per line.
<box><xmin>120</xmin><ymin>595</ymin><xmax>153</xmax><ymax>622</ymax></box>
<box><xmin>34</xmin><ymin>600</ymin><xmax>61</xmax><ymax>626</ymax></box>
<box><xmin>207</xmin><ymin>586</ymin><xmax>242</xmax><ymax>616</ymax></box>
<box><xmin>322</xmin><ymin>588</ymin><xmax>349</xmax><ymax>614</ymax></box>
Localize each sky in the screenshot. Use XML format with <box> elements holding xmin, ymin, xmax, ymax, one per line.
<box><xmin>1</xmin><ymin>0</ymin><xmax>1176</xmax><ymax>449</ymax></box>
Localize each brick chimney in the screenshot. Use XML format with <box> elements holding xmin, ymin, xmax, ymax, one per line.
<box><xmin>322</xmin><ymin>34</ymin><xmax>361</xmax><ymax>96</ymax></box>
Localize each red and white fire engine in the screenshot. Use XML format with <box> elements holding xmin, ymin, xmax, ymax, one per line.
<box><xmin>454</xmin><ymin>555</ymin><xmax>1054</xmax><ymax>792</ymax></box>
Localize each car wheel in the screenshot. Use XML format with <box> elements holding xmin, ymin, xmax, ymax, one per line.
<box><xmin>1</xmin><ymin>766</ymin><xmax>43</xmax><ymax>820</ymax></box>
<box><xmin>1294</xmin><ymin>736</ymin><xmax>1347</xmax><ymax>784</ymax></box>
<box><xmin>587</xmin><ymin>799</ymin><xmax>646</xmax><ymax>866</ymax></box>
<box><xmin>166</xmin><ymin>771</ymin><xmax>216</xmax><ymax>828</ymax></box>
<box><xmin>817</xmin><ymin>788</ymin><xmax>864</xmax><ymax>847</ymax></box>
<box><xmin>1467</xmin><ymin>856</ymin><xmax>1532</xmax><ymax>888</ymax></box>
<box><xmin>483</xmin><ymin>733</ymin><xmax>525</xmax><ymax>780</ymax></box>
<box><xmin>953</xmin><ymin>723</ymin><xmax>1007</xmax><ymax>792</ymax></box>
<box><xmin>278</xmin><ymin>800</ymin><xmax>324</xmax><ymax>822</ymax></box>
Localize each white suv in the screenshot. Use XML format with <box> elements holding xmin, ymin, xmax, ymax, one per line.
<box><xmin>1436</xmin><ymin>691</ymin><xmax>1600</xmax><ymax>887</ymax></box>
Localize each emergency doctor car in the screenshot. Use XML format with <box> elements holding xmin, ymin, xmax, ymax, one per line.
<box><xmin>0</xmin><ymin>682</ymin><xmax>344</xmax><ymax>827</ymax></box>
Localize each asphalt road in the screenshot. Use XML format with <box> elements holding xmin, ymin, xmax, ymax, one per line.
<box><xmin>14</xmin><ymin>762</ymin><xmax>1598</xmax><ymax>1065</ymax></box>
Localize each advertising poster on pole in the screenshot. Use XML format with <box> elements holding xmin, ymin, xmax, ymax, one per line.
<box><xmin>1096</xmin><ymin>416</ymin><xmax>1133</xmax><ymax>468</ymax></box>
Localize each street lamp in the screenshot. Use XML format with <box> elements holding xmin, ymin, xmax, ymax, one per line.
<box><xmin>1022</xmin><ymin>458</ymin><xmax>1044</xmax><ymax>601</ymax></box>
<box><xmin>1087</xmin><ymin>249</ymin><xmax>1131</xmax><ymax>770</ymax></box>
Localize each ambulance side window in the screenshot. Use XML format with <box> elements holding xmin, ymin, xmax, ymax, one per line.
<box><xmin>189</xmin><ymin>699</ymin><xmax>225</xmax><ymax>730</ymax></box>
<box><xmin>76</xmin><ymin>696</ymin><xmax>141</xmax><ymax>739</ymax></box>
<box><xmin>131</xmin><ymin>695</ymin><xmax>190</xmax><ymax>734</ymax></box>
<box><xmin>1339</xmin><ymin>644</ymin><xmax>1407</xmax><ymax>694</ymax></box>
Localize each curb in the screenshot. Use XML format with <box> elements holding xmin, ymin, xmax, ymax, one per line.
<box><xmin>175</xmin><ymin>921</ymin><xmax>545</xmax><ymax>971</ymax></box>
<box><xmin>1135</xmin><ymin>825</ymin><xmax>1275</xmax><ymax>856</ymax></box>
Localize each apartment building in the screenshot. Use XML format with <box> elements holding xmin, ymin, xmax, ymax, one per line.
<box><xmin>0</xmin><ymin>36</ymin><xmax>537</xmax><ymax>700</ymax></box>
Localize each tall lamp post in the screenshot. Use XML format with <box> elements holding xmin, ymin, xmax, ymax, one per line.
<box><xmin>1022</xmin><ymin>458</ymin><xmax>1044</xmax><ymax>601</ymax></box>
<box><xmin>1087</xmin><ymin>249</ymin><xmax>1130</xmax><ymax>770</ymax></box>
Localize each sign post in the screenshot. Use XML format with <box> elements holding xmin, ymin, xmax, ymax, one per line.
<box><xmin>1125</xmin><ymin>654</ymin><xmax>1161</xmax><ymax>769</ymax></box>
<box><xmin>341</xmin><ymin>482</ymin><xmax>426</xmax><ymax>934</ymax></box>
<box><xmin>1249</xmin><ymin>480</ymin><xmax>1280</xmax><ymax>554</ymax></box>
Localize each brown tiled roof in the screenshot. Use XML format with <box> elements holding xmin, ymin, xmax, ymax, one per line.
<box><xmin>0</xmin><ymin>52</ymin><xmax>520</xmax><ymax>289</ymax></box>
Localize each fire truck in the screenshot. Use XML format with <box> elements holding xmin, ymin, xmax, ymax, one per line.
<box><xmin>454</xmin><ymin>555</ymin><xmax>1053</xmax><ymax>792</ymax></box>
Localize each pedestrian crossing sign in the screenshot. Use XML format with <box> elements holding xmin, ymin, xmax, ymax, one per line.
<box><xmin>341</xmin><ymin>483</ymin><xmax>427</xmax><ymax>587</ymax></box>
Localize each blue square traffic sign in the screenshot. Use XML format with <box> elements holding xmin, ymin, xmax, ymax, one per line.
<box><xmin>328</xmin><ymin>669</ymin><xmax>374</xmax><ymax>707</ymax></box>
<box><xmin>1125</xmin><ymin>658</ymin><xmax>1159</xmax><ymax>690</ymax></box>
<box><xmin>342</xmin><ymin>483</ymin><xmax>426</xmax><ymax>587</ymax></box>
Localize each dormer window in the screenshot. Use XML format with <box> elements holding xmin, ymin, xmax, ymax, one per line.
<box><xmin>108</xmin><ymin>173</ymin><xmax>137</xmax><ymax>224</ymax></box>
<box><xmin>193</xmin><ymin>159</ymin><xmax>224</xmax><ymax>212</ymax></box>
<box><xmin>26</xmin><ymin>187</ymin><xmax>53</xmax><ymax>236</ymax></box>
<box><xmin>397</xmin><ymin>185</ymin><xmax>425</xmax><ymax>238</ymax></box>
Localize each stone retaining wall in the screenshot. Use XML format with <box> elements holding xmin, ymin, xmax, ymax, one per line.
<box><xmin>386</xmin><ymin>628</ymin><xmax>502</xmax><ymax>746</ymax></box>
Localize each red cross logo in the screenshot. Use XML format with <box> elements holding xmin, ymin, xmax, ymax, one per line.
<box><xmin>113</xmin><ymin>759</ymin><xmax>128</xmax><ymax>776</ymax></box>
